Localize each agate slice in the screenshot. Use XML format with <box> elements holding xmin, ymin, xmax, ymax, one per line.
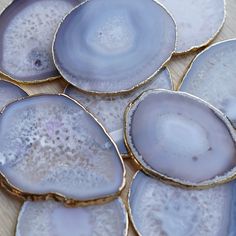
<box><xmin>0</xmin><ymin>0</ymin><xmax>78</xmax><ymax>83</ymax></box>
<box><xmin>157</xmin><ymin>0</ymin><xmax>225</xmax><ymax>53</ymax></box>
<box><xmin>180</xmin><ymin>40</ymin><xmax>236</xmax><ymax>128</ymax></box>
<box><xmin>125</xmin><ymin>90</ymin><xmax>236</xmax><ymax>188</ymax></box>
<box><xmin>16</xmin><ymin>198</ymin><xmax>128</xmax><ymax>236</ymax></box>
<box><xmin>0</xmin><ymin>94</ymin><xmax>125</xmax><ymax>205</ymax></box>
<box><xmin>65</xmin><ymin>68</ymin><xmax>173</xmax><ymax>156</ymax></box>
<box><xmin>0</xmin><ymin>80</ymin><xmax>27</xmax><ymax>110</ymax></box>
<box><xmin>53</xmin><ymin>0</ymin><xmax>176</xmax><ymax>94</ymax></box>
<box><xmin>129</xmin><ymin>171</ymin><xmax>236</xmax><ymax>236</ymax></box>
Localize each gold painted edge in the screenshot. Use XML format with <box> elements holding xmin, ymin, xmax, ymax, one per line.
<box><xmin>177</xmin><ymin>38</ymin><xmax>236</xmax><ymax>90</ymax></box>
<box><xmin>0</xmin><ymin>93</ymin><xmax>126</xmax><ymax>207</ymax></box>
<box><xmin>14</xmin><ymin>197</ymin><xmax>129</xmax><ymax>236</ymax></box>
<box><xmin>123</xmin><ymin>89</ymin><xmax>236</xmax><ymax>190</ymax></box>
<box><xmin>0</xmin><ymin>0</ymin><xmax>63</xmax><ymax>84</ymax></box>
<box><xmin>171</xmin><ymin>0</ymin><xmax>226</xmax><ymax>55</ymax></box>
<box><xmin>0</xmin><ymin>78</ymin><xmax>29</xmax><ymax>95</ymax></box>
<box><xmin>52</xmin><ymin>0</ymin><xmax>177</xmax><ymax>96</ymax></box>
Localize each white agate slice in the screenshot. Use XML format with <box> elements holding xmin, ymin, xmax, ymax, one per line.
<box><xmin>129</xmin><ymin>171</ymin><xmax>236</xmax><ymax>236</ymax></box>
<box><xmin>0</xmin><ymin>0</ymin><xmax>78</xmax><ymax>83</ymax></box>
<box><xmin>16</xmin><ymin>198</ymin><xmax>128</xmax><ymax>236</ymax></box>
<box><xmin>157</xmin><ymin>0</ymin><xmax>225</xmax><ymax>53</ymax></box>
<box><xmin>125</xmin><ymin>90</ymin><xmax>236</xmax><ymax>187</ymax></box>
<box><xmin>65</xmin><ymin>68</ymin><xmax>173</xmax><ymax>156</ymax></box>
<box><xmin>53</xmin><ymin>0</ymin><xmax>176</xmax><ymax>94</ymax></box>
<box><xmin>180</xmin><ymin>39</ymin><xmax>236</xmax><ymax>128</ymax></box>
<box><xmin>0</xmin><ymin>94</ymin><xmax>125</xmax><ymax>204</ymax></box>
<box><xmin>0</xmin><ymin>80</ymin><xmax>27</xmax><ymax>110</ymax></box>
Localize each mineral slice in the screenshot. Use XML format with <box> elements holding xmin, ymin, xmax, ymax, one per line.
<box><xmin>125</xmin><ymin>89</ymin><xmax>236</xmax><ymax>187</ymax></box>
<box><xmin>157</xmin><ymin>0</ymin><xmax>225</xmax><ymax>53</ymax></box>
<box><xmin>129</xmin><ymin>171</ymin><xmax>236</xmax><ymax>236</ymax></box>
<box><xmin>54</xmin><ymin>0</ymin><xmax>176</xmax><ymax>94</ymax></box>
<box><xmin>16</xmin><ymin>198</ymin><xmax>128</xmax><ymax>236</ymax></box>
<box><xmin>0</xmin><ymin>94</ymin><xmax>125</xmax><ymax>204</ymax></box>
<box><xmin>0</xmin><ymin>0</ymin><xmax>78</xmax><ymax>83</ymax></box>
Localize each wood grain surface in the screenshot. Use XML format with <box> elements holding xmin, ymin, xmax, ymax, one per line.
<box><xmin>0</xmin><ymin>0</ymin><xmax>236</xmax><ymax>235</ymax></box>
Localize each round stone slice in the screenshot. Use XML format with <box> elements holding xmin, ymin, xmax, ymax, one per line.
<box><xmin>129</xmin><ymin>171</ymin><xmax>236</xmax><ymax>236</ymax></box>
<box><xmin>0</xmin><ymin>0</ymin><xmax>79</xmax><ymax>83</ymax></box>
<box><xmin>53</xmin><ymin>0</ymin><xmax>176</xmax><ymax>94</ymax></box>
<box><xmin>16</xmin><ymin>198</ymin><xmax>128</xmax><ymax>236</ymax></box>
<box><xmin>157</xmin><ymin>0</ymin><xmax>225</xmax><ymax>53</ymax></box>
<box><xmin>0</xmin><ymin>79</ymin><xmax>27</xmax><ymax>110</ymax></box>
<box><xmin>180</xmin><ymin>39</ymin><xmax>236</xmax><ymax>128</ymax></box>
<box><xmin>125</xmin><ymin>89</ymin><xmax>236</xmax><ymax>188</ymax></box>
<box><xmin>65</xmin><ymin>68</ymin><xmax>173</xmax><ymax>156</ymax></box>
<box><xmin>0</xmin><ymin>94</ymin><xmax>125</xmax><ymax>205</ymax></box>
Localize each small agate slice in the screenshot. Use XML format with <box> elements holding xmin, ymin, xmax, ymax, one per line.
<box><xmin>0</xmin><ymin>80</ymin><xmax>27</xmax><ymax>110</ymax></box>
<box><xmin>180</xmin><ymin>40</ymin><xmax>236</xmax><ymax>128</ymax></box>
<box><xmin>16</xmin><ymin>198</ymin><xmax>128</xmax><ymax>236</ymax></box>
<box><xmin>125</xmin><ymin>90</ymin><xmax>236</xmax><ymax>187</ymax></box>
<box><xmin>0</xmin><ymin>0</ymin><xmax>78</xmax><ymax>83</ymax></box>
<box><xmin>0</xmin><ymin>94</ymin><xmax>125</xmax><ymax>205</ymax></box>
<box><xmin>65</xmin><ymin>68</ymin><xmax>173</xmax><ymax>156</ymax></box>
<box><xmin>157</xmin><ymin>0</ymin><xmax>225</xmax><ymax>53</ymax></box>
<box><xmin>54</xmin><ymin>0</ymin><xmax>176</xmax><ymax>94</ymax></box>
<box><xmin>129</xmin><ymin>171</ymin><xmax>236</xmax><ymax>236</ymax></box>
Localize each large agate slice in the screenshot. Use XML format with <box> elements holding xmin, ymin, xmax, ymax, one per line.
<box><xmin>0</xmin><ymin>94</ymin><xmax>125</xmax><ymax>205</ymax></box>
<box><xmin>157</xmin><ymin>0</ymin><xmax>225</xmax><ymax>53</ymax></box>
<box><xmin>0</xmin><ymin>80</ymin><xmax>27</xmax><ymax>110</ymax></box>
<box><xmin>16</xmin><ymin>198</ymin><xmax>128</xmax><ymax>236</ymax></box>
<box><xmin>53</xmin><ymin>0</ymin><xmax>176</xmax><ymax>94</ymax></box>
<box><xmin>65</xmin><ymin>68</ymin><xmax>172</xmax><ymax>156</ymax></box>
<box><xmin>180</xmin><ymin>40</ymin><xmax>236</xmax><ymax>128</ymax></box>
<box><xmin>129</xmin><ymin>171</ymin><xmax>236</xmax><ymax>236</ymax></box>
<box><xmin>125</xmin><ymin>90</ymin><xmax>236</xmax><ymax>187</ymax></box>
<box><xmin>0</xmin><ymin>0</ymin><xmax>78</xmax><ymax>83</ymax></box>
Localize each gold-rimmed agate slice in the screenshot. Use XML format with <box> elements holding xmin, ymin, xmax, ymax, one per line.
<box><xmin>125</xmin><ymin>90</ymin><xmax>236</xmax><ymax>188</ymax></box>
<box><xmin>65</xmin><ymin>68</ymin><xmax>173</xmax><ymax>157</ymax></box>
<box><xmin>53</xmin><ymin>0</ymin><xmax>176</xmax><ymax>94</ymax></box>
<box><xmin>0</xmin><ymin>94</ymin><xmax>125</xmax><ymax>206</ymax></box>
<box><xmin>180</xmin><ymin>39</ymin><xmax>236</xmax><ymax>128</ymax></box>
<box><xmin>129</xmin><ymin>171</ymin><xmax>236</xmax><ymax>236</ymax></box>
<box><xmin>16</xmin><ymin>198</ymin><xmax>128</xmax><ymax>236</ymax></box>
<box><xmin>157</xmin><ymin>0</ymin><xmax>225</xmax><ymax>53</ymax></box>
<box><xmin>0</xmin><ymin>0</ymin><xmax>79</xmax><ymax>83</ymax></box>
<box><xmin>0</xmin><ymin>79</ymin><xmax>27</xmax><ymax>109</ymax></box>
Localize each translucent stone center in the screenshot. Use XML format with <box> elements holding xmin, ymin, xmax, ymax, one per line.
<box><xmin>52</xmin><ymin>207</ymin><xmax>91</xmax><ymax>236</ymax></box>
<box><xmin>155</xmin><ymin>114</ymin><xmax>209</xmax><ymax>158</ymax></box>
<box><xmin>86</xmin><ymin>10</ymin><xmax>136</xmax><ymax>54</ymax></box>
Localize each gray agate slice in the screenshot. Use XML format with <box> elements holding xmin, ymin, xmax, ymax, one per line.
<box><xmin>53</xmin><ymin>0</ymin><xmax>176</xmax><ymax>94</ymax></box>
<box><xmin>65</xmin><ymin>68</ymin><xmax>173</xmax><ymax>156</ymax></box>
<box><xmin>125</xmin><ymin>90</ymin><xmax>236</xmax><ymax>188</ymax></box>
<box><xmin>157</xmin><ymin>0</ymin><xmax>225</xmax><ymax>53</ymax></box>
<box><xmin>0</xmin><ymin>94</ymin><xmax>125</xmax><ymax>205</ymax></box>
<box><xmin>180</xmin><ymin>39</ymin><xmax>236</xmax><ymax>128</ymax></box>
<box><xmin>0</xmin><ymin>80</ymin><xmax>27</xmax><ymax>110</ymax></box>
<box><xmin>16</xmin><ymin>198</ymin><xmax>128</xmax><ymax>236</ymax></box>
<box><xmin>129</xmin><ymin>171</ymin><xmax>236</xmax><ymax>236</ymax></box>
<box><xmin>0</xmin><ymin>0</ymin><xmax>78</xmax><ymax>83</ymax></box>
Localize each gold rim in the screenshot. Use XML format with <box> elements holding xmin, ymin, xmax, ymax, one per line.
<box><xmin>124</xmin><ymin>89</ymin><xmax>236</xmax><ymax>190</ymax></box>
<box><xmin>52</xmin><ymin>0</ymin><xmax>177</xmax><ymax>96</ymax></box>
<box><xmin>0</xmin><ymin>93</ymin><xmax>126</xmax><ymax>207</ymax></box>
<box><xmin>0</xmin><ymin>78</ymin><xmax>29</xmax><ymax>95</ymax></box>
<box><xmin>14</xmin><ymin>197</ymin><xmax>129</xmax><ymax>236</ymax></box>
<box><xmin>177</xmin><ymin>38</ymin><xmax>236</xmax><ymax>90</ymax></box>
<box><xmin>0</xmin><ymin>0</ymin><xmax>64</xmax><ymax>84</ymax></box>
<box><xmin>171</xmin><ymin>0</ymin><xmax>226</xmax><ymax>55</ymax></box>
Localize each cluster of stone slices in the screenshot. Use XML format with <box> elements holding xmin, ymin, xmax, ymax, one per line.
<box><xmin>1</xmin><ymin>0</ymin><xmax>235</xmax><ymax>235</ymax></box>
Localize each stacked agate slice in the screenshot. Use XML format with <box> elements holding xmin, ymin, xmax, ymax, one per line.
<box><xmin>0</xmin><ymin>0</ymin><xmax>233</xmax><ymax>235</ymax></box>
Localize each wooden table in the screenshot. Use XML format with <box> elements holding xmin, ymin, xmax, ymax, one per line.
<box><xmin>0</xmin><ymin>0</ymin><xmax>236</xmax><ymax>235</ymax></box>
